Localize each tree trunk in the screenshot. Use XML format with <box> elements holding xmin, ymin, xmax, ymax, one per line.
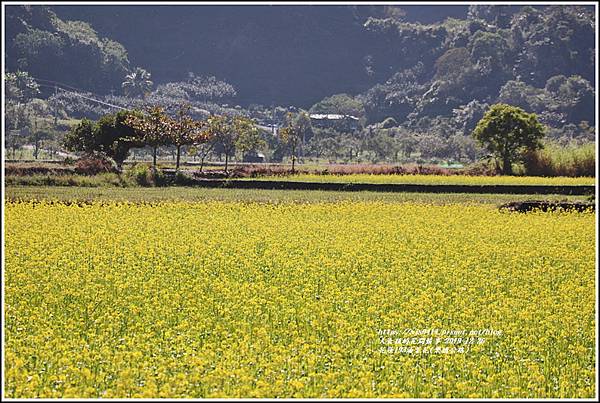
<box><xmin>291</xmin><ymin>155</ymin><xmax>296</xmax><ymax>173</ymax></box>
<box><xmin>152</xmin><ymin>146</ymin><xmax>157</xmax><ymax>170</ymax></box>
<box><xmin>502</xmin><ymin>154</ymin><xmax>512</xmax><ymax>175</ymax></box>
<box><xmin>225</xmin><ymin>153</ymin><xmax>229</xmax><ymax>173</ymax></box>
<box><xmin>176</xmin><ymin>145</ymin><xmax>181</xmax><ymax>171</ymax></box>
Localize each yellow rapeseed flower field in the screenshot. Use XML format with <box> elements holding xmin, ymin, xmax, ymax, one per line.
<box><xmin>4</xmin><ymin>200</ymin><xmax>596</xmax><ymax>398</ymax></box>
<box><xmin>246</xmin><ymin>173</ymin><xmax>595</xmax><ymax>185</ymax></box>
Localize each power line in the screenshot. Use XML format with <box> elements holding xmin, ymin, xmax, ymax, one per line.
<box><xmin>34</xmin><ymin>83</ymin><xmax>128</xmax><ymax>111</ymax></box>
<box><xmin>57</xmin><ymin>88</ymin><xmax>128</xmax><ymax>111</ymax></box>
<box><xmin>30</xmin><ymin>75</ymin><xmax>130</xmax><ymax>110</ymax></box>
<box><xmin>33</xmin><ymin>77</ymin><xmax>108</xmax><ymax>98</ymax></box>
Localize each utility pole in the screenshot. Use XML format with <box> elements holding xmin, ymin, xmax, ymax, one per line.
<box><xmin>34</xmin><ymin>119</ymin><xmax>38</xmax><ymax>159</ymax></box>
<box><xmin>271</xmin><ymin>103</ymin><xmax>276</xmax><ymax>135</ymax></box>
<box><xmin>53</xmin><ymin>85</ymin><xmax>58</xmax><ymax>126</ymax></box>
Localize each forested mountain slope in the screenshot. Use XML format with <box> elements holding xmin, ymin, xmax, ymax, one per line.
<box><xmin>5</xmin><ymin>4</ymin><xmax>595</xmax><ymax>130</ymax></box>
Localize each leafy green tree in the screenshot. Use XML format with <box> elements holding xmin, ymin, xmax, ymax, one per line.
<box><xmin>205</xmin><ymin>115</ymin><xmax>260</xmax><ymax>173</ymax></box>
<box><xmin>320</xmin><ymin>136</ymin><xmax>343</xmax><ymax>161</ymax></box>
<box><xmin>448</xmin><ymin>134</ymin><xmax>481</xmax><ymax>162</ymax></box>
<box><xmin>278</xmin><ymin>127</ymin><xmax>300</xmax><ymax>172</ymax></box>
<box><xmin>293</xmin><ymin>111</ymin><xmax>313</xmax><ymax>157</ymax></box>
<box><xmin>467</xmin><ymin>5</ymin><xmax>512</xmax><ymax>27</ymax></box>
<box><xmin>339</xmin><ymin>133</ymin><xmax>362</xmax><ymax>161</ymax></box>
<box><xmin>13</xmin><ymin>28</ymin><xmax>66</xmax><ymax>72</ymax></box>
<box><xmin>122</xmin><ymin>67</ymin><xmax>153</xmax><ymax>98</ymax></box>
<box><xmin>234</xmin><ymin>119</ymin><xmax>265</xmax><ymax>163</ymax></box>
<box><xmin>306</xmin><ymin>127</ymin><xmax>333</xmax><ymax>159</ymax></box>
<box><xmin>63</xmin><ymin>110</ymin><xmax>143</xmax><ymax>167</ymax></box>
<box><xmin>497</xmin><ymin>80</ymin><xmax>549</xmax><ymax>113</ymax></box>
<box><xmin>9</xmin><ymin>7</ymin><xmax>131</xmax><ymax>93</ymax></box>
<box><xmin>279</xmin><ymin>112</ymin><xmax>312</xmax><ymax>172</ymax></box>
<box><xmin>100</xmin><ymin>39</ymin><xmax>130</xmax><ymax>85</ymax></box>
<box><xmin>309</xmin><ymin>93</ymin><xmax>366</xmax><ymax>120</ymax></box>
<box><xmin>169</xmin><ymin>103</ymin><xmax>205</xmax><ymax>171</ymax></box>
<box><xmin>365</xmin><ymin>130</ymin><xmax>399</xmax><ymax>162</ymax></box>
<box><xmin>360</xmin><ymin>63</ymin><xmax>426</xmax><ymax>124</ymax></box>
<box><xmin>452</xmin><ymin>100</ymin><xmax>489</xmax><ymax>135</ymax></box>
<box><xmin>185</xmin><ymin>73</ymin><xmax>237</xmax><ymax>102</ymax></box>
<box><xmin>5</xmin><ymin>71</ymin><xmax>40</xmax><ymax>135</ymax></box>
<box><xmin>416</xmin><ymin>134</ymin><xmax>448</xmax><ymax>160</ymax></box>
<box><xmin>553</xmin><ymin>75</ymin><xmax>595</xmax><ymax>125</ymax></box>
<box><xmin>63</xmin><ymin>118</ymin><xmax>97</xmax><ymax>155</ymax></box>
<box><xmin>5</xmin><ymin>71</ymin><xmax>40</xmax><ymax>102</ymax></box>
<box><xmin>6</xmin><ymin>128</ymin><xmax>27</xmax><ymax>159</ymax></box>
<box><xmin>95</xmin><ymin>110</ymin><xmax>143</xmax><ymax>166</ymax></box>
<box><xmin>434</xmin><ymin>47</ymin><xmax>472</xmax><ymax>82</ymax></box>
<box><xmin>28</xmin><ymin>128</ymin><xmax>53</xmax><ymax>159</ymax></box>
<box><xmin>397</xmin><ymin>132</ymin><xmax>419</xmax><ymax>158</ymax></box>
<box><xmin>191</xmin><ymin>131</ymin><xmax>218</xmax><ymax>172</ymax></box>
<box><xmin>468</xmin><ymin>31</ymin><xmax>510</xmax><ymax>74</ymax></box>
<box><xmin>472</xmin><ymin>103</ymin><xmax>545</xmax><ymax>174</ymax></box>
<box><xmin>125</xmin><ymin>106</ymin><xmax>171</xmax><ymax>169</ymax></box>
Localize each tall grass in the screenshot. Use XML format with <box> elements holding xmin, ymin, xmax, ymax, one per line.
<box><xmin>522</xmin><ymin>142</ymin><xmax>595</xmax><ymax>177</ymax></box>
<box><xmin>5</xmin><ymin>166</ymin><xmax>194</xmax><ymax>188</ymax></box>
<box><xmin>4</xmin><ymin>173</ymin><xmax>132</xmax><ymax>187</ymax></box>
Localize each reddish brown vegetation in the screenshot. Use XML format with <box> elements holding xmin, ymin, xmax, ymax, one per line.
<box><xmin>226</xmin><ymin>162</ymin><xmax>498</xmax><ymax>178</ymax></box>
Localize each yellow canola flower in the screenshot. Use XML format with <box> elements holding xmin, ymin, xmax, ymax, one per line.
<box><xmin>246</xmin><ymin>173</ymin><xmax>595</xmax><ymax>185</ymax></box>
<box><xmin>4</xmin><ymin>200</ymin><xmax>595</xmax><ymax>398</ymax></box>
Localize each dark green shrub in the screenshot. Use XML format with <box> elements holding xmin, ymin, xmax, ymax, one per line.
<box><xmin>172</xmin><ymin>171</ymin><xmax>195</xmax><ymax>186</ymax></box>
<box><xmin>125</xmin><ymin>163</ymin><xmax>166</xmax><ymax>186</ymax></box>
<box><xmin>125</xmin><ymin>163</ymin><xmax>153</xmax><ymax>186</ymax></box>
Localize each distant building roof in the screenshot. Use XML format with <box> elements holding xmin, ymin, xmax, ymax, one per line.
<box><xmin>309</xmin><ymin>114</ymin><xmax>359</xmax><ymax>121</ymax></box>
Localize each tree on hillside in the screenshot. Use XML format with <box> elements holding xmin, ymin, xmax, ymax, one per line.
<box><xmin>5</xmin><ymin>71</ymin><xmax>40</xmax><ymax>102</ymax></box>
<box><xmin>125</xmin><ymin>106</ymin><xmax>171</xmax><ymax>170</ymax></box>
<box><xmin>434</xmin><ymin>47</ymin><xmax>473</xmax><ymax>83</ymax></box>
<box><xmin>309</xmin><ymin>93</ymin><xmax>366</xmax><ymax>120</ymax></box>
<box><xmin>186</xmin><ymin>73</ymin><xmax>237</xmax><ymax>102</ymax></box>
<box><xmin>471</xmin><ymin>103</ymin><xmax>545</xmax><ymax>174</ymax></box>
<box><xmin>122</xmin><ymin>67</ymin><xmax>153</xmax><ymax>98</ymax></box>
<box><xmin>5</xmin><ymin>71</ymin><xmax>40</xmax><ymax>136</ymax></box>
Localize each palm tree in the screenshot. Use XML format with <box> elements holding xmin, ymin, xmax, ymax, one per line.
<box><xmin>122</xmin><ymin>67</ymin><xmax>153</xmax><ymax>98</ymax></box>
